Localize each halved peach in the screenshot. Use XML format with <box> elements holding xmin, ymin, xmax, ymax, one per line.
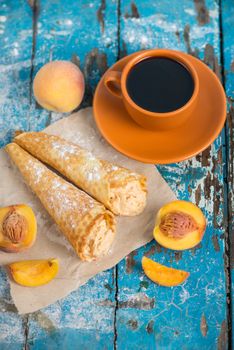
<box><xmin>0</xmin><ymin>204</ymin><xmax>37</xmax><ymax>252</ymax></box>
<box><xmin>8</xmin><ymin>258</ymin><xmax>59</xmax><ymax>287</ymax></box>
<box><xmin>153</xmin><ymin>200</ymin><xmax>206</xmax><ymax>250</ymax></box>
<box><xmin>142</xmin><ymin>256</ymin><xmax>189</xmax><ymax>287</ymax></box>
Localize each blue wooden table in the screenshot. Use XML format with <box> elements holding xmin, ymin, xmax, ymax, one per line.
<box><xmin>0</xmin><ymin>1</ymin><xmax>233</xmax><ymax>349</ymax></box>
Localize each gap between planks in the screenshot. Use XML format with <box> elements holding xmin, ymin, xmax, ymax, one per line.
<box><xmin>218</xmin><ymin>0</ymin><xmax>233</xmax><ymax>346</ymax></box>
<box><xmin>114</xmin><ymin>2</ymin><xmax>121</xmax><ymax>347</ymax></box>
<box><xmin>24</xmin><ymin>1</ymin><xmax>39</xmax><ymax>348</ymax></box>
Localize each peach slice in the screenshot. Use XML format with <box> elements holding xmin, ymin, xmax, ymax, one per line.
<box><xmin>0</xmin><ymin>204</ymin><xmax>37</xmax><ymax>252</ymax></box>
<box><xmin>8</xmin><ymin>258</ymin><xmax>59</xmax><ymax>287</ymax></box>
<box><xmin>142</xmin><ymin>256</ymin><xmax>189</xmax><ymax>287</ymax></box>
<box><xmin>153</xmin><ymin>200</ymin><xmax>206</xmax><ymax>250</ymax></box>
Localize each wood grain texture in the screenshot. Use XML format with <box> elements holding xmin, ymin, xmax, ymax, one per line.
<box><xmin>116</xmin><ymin>1</ymin><xmax>228</xmax><ymax>349</ymax></box>
<box><xmin>220</xmin><ymin>0</ymin><xmax>234</xmax><ymax>348</ymax></box>
<box><xmin>24</xmin><ymin>1</ymin><xmax>119</xmax><ymax>349</ymax></box>
<box><xmin>0</xmin><ymin>1</ymin><xmax>33</xmax><ymax>348</ymax></box>
<box><xmin>0</xmin><ymin>0</ymin><xmax>232</xmax><ymax>349</ymax></box>
<box><xmin>0</xmin><ymin>0</ymin><xmax>33</xmax><ymax>148</ymax></box>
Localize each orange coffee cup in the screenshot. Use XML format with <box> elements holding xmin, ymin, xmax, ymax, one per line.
<box><xmin>104</xmin><ymin>49</ymin><xmax>199</xmax><ymax>130</ymax></box>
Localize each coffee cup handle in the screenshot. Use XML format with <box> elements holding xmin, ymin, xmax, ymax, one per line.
<box><xmin>104</xmin><ymin>71</ymin><xmax>122</xmax><ymax>98</ymax></box>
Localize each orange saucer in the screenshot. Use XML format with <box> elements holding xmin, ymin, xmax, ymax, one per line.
<box><xmin>93</xmin><ymin>51</ymin><xmax>226</xmax><ymax>164</ymax></box>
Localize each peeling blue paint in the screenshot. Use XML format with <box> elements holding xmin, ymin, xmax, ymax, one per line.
<box><xmin>0</xmin><ymin>0</ymin><xmax>231</xmax><ymax>349</ymax></box>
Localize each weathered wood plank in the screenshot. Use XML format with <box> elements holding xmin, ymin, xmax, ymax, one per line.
<box><xmin>0</xmin><ymin>0</ymin><xmax>33</xmax><ymax>147</ymax></box>
<box><xmin>29</xmin><ymin>0</ymin><xmax>118</xmax><ymax>130</ymax></box>
<box><xmin>25</xmin><ymin>1</ymin><xmax>119</xmax><ymax>349</ymax></box>
<box><xmin>0</xmin><ymin>269</ymin><xmax>27</xmax><ymax>350</ymax></box>
<box><xmin>0</xmin><ymin>1</ymin><xmax>33</xmax><ymax>348</ymax></box>
<box><xmin>27</xmin><ymin>272</ymin><xmax>116</xmax><ymax>349</ymax></box>
<box><xmin>0</xmin><ymin>1</ymin><xmax>231</xmax><ymax>349</ymax></box>
<box><xmin>116</xmin><ymin>1</ymin><xmax>228</xmax><ymax>349</ymax></box>
<box><xmin>220</xmin><ymin>0</ymin><xmax>234</xmax><ymax>347</ymax></box>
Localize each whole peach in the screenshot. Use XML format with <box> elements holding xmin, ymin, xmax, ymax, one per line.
<box><xmin>33</xmin><ymin>61</ymin><xmax>85</xmax><ymax>112</ymax></box>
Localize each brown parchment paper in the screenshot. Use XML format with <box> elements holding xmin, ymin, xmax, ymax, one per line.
<box><xmin>0</xmin><ymin>107</ymin><xmax>176</xmax><ymax>314</ymax></box>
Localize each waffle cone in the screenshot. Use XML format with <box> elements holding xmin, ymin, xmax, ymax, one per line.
<box><xmin>5</xmin><ymin>143</ymin><xmax>116</xmax><ymax>261</ymax></box>
<box><xmin>15</xmin><ymin>132</ymin><xmax>147</xmax><ymax>216</ymax></box>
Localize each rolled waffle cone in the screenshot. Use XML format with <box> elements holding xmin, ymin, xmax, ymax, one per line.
<box><xmin>15</xmin><ymin>132</ymin><xmax>147</xmax><ymax>216</ymax></box>
<box><xmin>5</xmin><ymin>143</ymin><xmax>116</xmax><ymax>261</ymax></box>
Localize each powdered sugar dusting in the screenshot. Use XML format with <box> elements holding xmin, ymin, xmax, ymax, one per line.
<box><xmin>24</xmin><ymin>158</ymin><xmax>46</xmax><ymax>184</ymax></box>
<box><xmin>111</xmin><ymin>165</ymin><xmax>118</xmax><ymax>171</ymax></box>
<box><xmin>51</xmin><ymin>140</ymin><xmax>78</xmax><ymax>158</ymax></box>
<box><xmin>18</xmin><ymin>132</ymin><xmax>144</xmax><ymax>222</ymax></box>
<box><xmin>80</xmin><ymin>161</ymin><xmax>102</xmax><ymax>182</ymax></box>
<box><xmin>50</xmin><ymin>138</ymin><xmax>104</xmax><ymax>182</ymax></box>
<box><xmin>46</xmin><ymin>177</ymin><xmax>95</xmax><ymax>220</ymax></box>
<box><xmin>17</xmin><ymin>150</ymin><xmax>100</xmax><ymax>230</ymax></box>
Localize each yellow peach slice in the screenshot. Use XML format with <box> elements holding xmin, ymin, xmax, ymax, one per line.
<box><xmin>142</xmin><ymin>256</ymin><xmax>189</xmax><ymax>287</ymax></box>
<box><xmin>0</xmin><ymin>204</ymin><xmax>37</xmax><ymax>252</ymax></box>
<box><xmin>8</xmin><ymin>258</ymin><xmax>59</xmax><ymax>287</ymax></box>
<box><xmin>153</xmin><ymin>200</ymin><xmax>206</xmax><ymax>250</ymax></box>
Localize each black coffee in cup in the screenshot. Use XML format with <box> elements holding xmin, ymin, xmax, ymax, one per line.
<box><xmin>126</xmin><ymin>57</ymin><xmax>194</xmax><ymax>113</ymax></box>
